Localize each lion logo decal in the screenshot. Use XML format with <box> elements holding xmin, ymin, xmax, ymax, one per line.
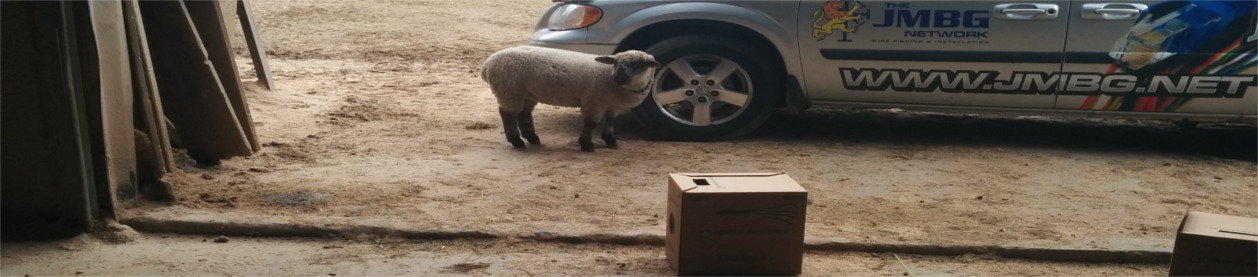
<box><xmin>812</xmin><ymin>0</ymin><xmax>867</xmax><ymax>41</ymax></box>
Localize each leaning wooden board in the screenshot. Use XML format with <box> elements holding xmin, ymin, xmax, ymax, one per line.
<box><xmin>184</xmin><ymin>0</ymin><xmax>260</xmax><ymax>152</ymax></box>
<box><xmin>123</xmin><ymin>0</ymin><xmax>176</xmax><ymax>174</ymax></box>
<box><xmin>237</xmin><ymin>0</ymin><xmax>275</xmax><ymax>91</ymax></box>
<box><xmin>88</xmin><ymin>0</ymin><xmax>137</xmax><ymax>208</ymax></box>
<box><xmin>139</xmin><ymin>0</ymin><xmax>252</xmax><ymax>163</ymax></box>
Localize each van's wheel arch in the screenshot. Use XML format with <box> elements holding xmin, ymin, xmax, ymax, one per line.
<box><xmin>634</xmin><ymin>35</ymin><xmax>781</xmax><ymax>141</ymax></box>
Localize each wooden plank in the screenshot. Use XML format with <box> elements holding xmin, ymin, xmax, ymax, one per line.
<box><xmin>122</xmin><ymin>0</ymin><xmax>171</xmax><ymax>174</ymax></box>
<box><xmin>88</xmin><ymin>0</ymin><xmax>137</xmax><ymax>207</ymax></box>
<box><xmin>185</xmin><ymin>0</ymin><xmax>260</xmax><ymax>152</ymax></box>
<box><xmin>237</xmin><ymin>0</ymin><xmax>275</xmax><ymax>91</ymax></box>
<box><xmin>139</xmin><ymin>0</ymin><xmax>252</xmax><ymax>165</ymax></box>
<box><xmin>174</xmin><ymin>0</ymin><xmax>254</xmax><ymax>158</ymax></box>
<box><xmin>135</xmin><ymin>0</ymin><xmax>179</xmax><ymax>173</ymax></box>
<box><xmin>2</xmin><ymin>0</ymin><xmax>98</xmax><ymax>239</ymax></box>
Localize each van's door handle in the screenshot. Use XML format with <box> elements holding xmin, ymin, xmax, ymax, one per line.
<box><xmin>1082</xmin><ymin>3</ymin><xmax>1148</xmax><ymax>20</ymax></box>
<box><xmin>993</xmin><ymin>4</ymin><xmax>1059</xmax><ymax>20</ymax></box>
<box><xmin>1004</xmin><ymin>9</ymin><xmax>1047</xmax><ymax>15</ymax></box>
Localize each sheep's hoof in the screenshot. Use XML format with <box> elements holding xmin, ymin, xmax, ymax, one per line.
<box><xmin>508</xmin><ymin>140</ymin><xmax>527</xmax><ymax>149</ymax></box>
<box><xmin>525</xmin><ymin>136</ymin><xmax>541</xmax><ymax>145</ymax></box>
<box><xmin>579</xmin><ymin>138</ymin><xmax>595</xmax><ymax>152</ymax></box>
<box><xmin>602</xmin><ymin>134</ymin><xmax>617</xmax><ymax>148</ymax></box>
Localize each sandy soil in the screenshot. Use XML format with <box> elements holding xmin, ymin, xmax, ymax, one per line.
<box><xmin>2</xmin><ymin>232</ymin><xmax>1167</xmax><ymax>276</ymax></box>
<box><xmin>126</xmin><ymin>0</ymin><xmax>1255</xmax><ymax>253</ymax></box>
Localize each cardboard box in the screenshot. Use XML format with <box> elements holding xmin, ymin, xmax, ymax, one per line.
<box><xmin>1168</xmin><ymin>211</ymin><xmax>1258</xmax><ymax>276</ymax></box>
<box><xmin>666</xmin><ymin>173</ymin><xmax>807</xmax><ymax>276</ymax></box>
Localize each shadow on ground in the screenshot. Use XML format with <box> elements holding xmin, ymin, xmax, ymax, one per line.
<box><xmin>614</xmin><ymin>109</ymin><xmax>1256</xmax><ymax>161</ymax></box>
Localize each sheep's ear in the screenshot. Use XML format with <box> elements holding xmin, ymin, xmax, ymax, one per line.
<box><xmin>595</xmin><ymin>56</ymin><xmax>617</xmax><ymax>64</ymax></box>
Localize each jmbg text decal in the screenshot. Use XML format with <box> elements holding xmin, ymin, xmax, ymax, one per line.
<box><xmin>840</xmin><ymin>68</ymin><xmax>1256</xmax><ymax>97</ymax></box>
<box><xmin>868</xmin><ymin>3</ymin><xmax>991</xmax><ymax>44</ymax></box>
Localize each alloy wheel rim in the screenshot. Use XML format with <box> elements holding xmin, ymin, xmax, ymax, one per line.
<box><xmin>651</xmin><ymin>55</ymin><xmax>753</xmax><ymax>127</ymax></box>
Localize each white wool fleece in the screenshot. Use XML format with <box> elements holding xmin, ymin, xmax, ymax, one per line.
<box><xmin>482</xmin><ymin>46</ymin><xmax>655</xmax><ymax>116</ymax></box>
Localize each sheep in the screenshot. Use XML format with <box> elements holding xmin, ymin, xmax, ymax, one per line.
<box><xmin>481</xmin><ymin>46</ymin><xmax>659</xmax><ymax>152</ymax></box>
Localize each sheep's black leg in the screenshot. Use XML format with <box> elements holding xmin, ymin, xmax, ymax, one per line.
<box><xmin>500</xmin><ymin>109</ymin><xmax>526</xmax><ymax>149</ymax></box>
<box><xmin>579</xmin><ymin>116</ymin><xmax>600</xmax><ymax>152</ymax></box>
<box><xmin>519</xmin><ymin>100</ymin><xmax>540</xmax><ymax>145</ymax></box>
<box><xmin>601</xmin><ymin>111</ymin><xmax>618</xmax><ymax>149</ymax></box>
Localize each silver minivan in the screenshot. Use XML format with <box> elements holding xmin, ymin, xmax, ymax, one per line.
<box><xmin>531</xmin><ymin>0</ymin><xmax>1257</xmax><ymax>141</ymax></box>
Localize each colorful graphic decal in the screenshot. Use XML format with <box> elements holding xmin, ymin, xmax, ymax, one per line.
<box><xmin>811</xmin><ymin>0</ymin><xmax>869</xmax><ymax>42</ymax></box>
<box><xmin>822</xmin><ymin>1</ymin><xmax>1255</xmax><ymax>113</ymax></box>
<box><xmin>812</xmin><ymin>1</ymin><xmax>991</xmax><ymax>44</ymax></box>
<box><xmin>1085</xmin><ymin>0</ymin><xmax>1257</xmax><ymax>112</ymax></box>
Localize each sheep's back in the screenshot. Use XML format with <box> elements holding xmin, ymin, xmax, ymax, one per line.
<box><xmin>482</xmin><ymin>46</ymin><xmax>609</xmax><ymax>108</ymax></box>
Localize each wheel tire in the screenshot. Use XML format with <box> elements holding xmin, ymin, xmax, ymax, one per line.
<box><xmin>633</xmin><ymin>35</ymin><xmax>781</xmax><ymax>142</ymax></box>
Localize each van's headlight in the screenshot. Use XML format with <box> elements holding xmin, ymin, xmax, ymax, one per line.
<box><xmin>547</xmin><ymin>4</ymin><xmax>602</xmax><ymax>31</ymax></box>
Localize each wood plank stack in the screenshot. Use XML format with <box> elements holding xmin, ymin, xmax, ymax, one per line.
<box><xmin>0</xmin><ymin>0</ymin><xmax>274</xmax><ymax>236</ymax></box>
<box><xmin>115</xmin><ymin>0</ymin><xmax>273</xmax><ymax>202</ymax></box>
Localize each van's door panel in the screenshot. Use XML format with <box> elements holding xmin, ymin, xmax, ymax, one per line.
<box><xmin>798</xmin><ymin>0</ymin><xmax>1070</xmax><ymax>108</ymax></box>
<box><xmin>1058</xmin><ymin>0</ymin><xmax>1257</xmax><ymax>115</ymax></box>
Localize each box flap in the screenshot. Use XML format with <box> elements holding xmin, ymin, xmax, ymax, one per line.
<box><xmin>1181</xmin><ymin>211</ymin><xmax>1258</xmax><ymax>241</ymax></box>
<box><xmin>669</xmin><ymin>173</ymin><xmax>699</xmax><ymax>192</ymax></box>
<box><xmin>672</xmin><ymin>173</ymin><xmax>805</xmax><ymax>193</ymax></box>
<box><xmin>674</xmin><ymin>172</ymin><xmax>785</xmax><ymax>178</ymax></box>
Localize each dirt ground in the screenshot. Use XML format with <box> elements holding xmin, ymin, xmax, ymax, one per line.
<box><xmin>125</xmin><ymin>0</ymin><xmax>1255</xmax><ymax>256</ymax></box>
<box><xmin>2</xmin><ymin>232</ymin><xmax>1167</xmax><ymax>276</ymax></box>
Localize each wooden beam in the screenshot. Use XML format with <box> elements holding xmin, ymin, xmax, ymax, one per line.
<box><xmin>139</xmin><ymin>0</ymin><xmax>252</xmax><ymax>165</ymax></box>
<box><xmin>1</xmin><ymin>0</ymin><xmax>99</xmax><ymax>239</ymax></box>
<box><xmin>88</xmin><ymin>0</ymin><xmax>137</xmax><ymax>208</ymax></box>
<box><xmin>237</xmin><ymin>0</ymin><xmax>274</xmax><ymax>91</ymax></box>
<box><xmin>185</xmin><ymin>0</ymin><xmax>260</xmax><ymax>152</ymax></box>
<box><xmin>175</xmin><ymin>0</ymin><xmax>254</xmax><ymax>158</ymax></box>
<box><xmin>122</xmin><ymin>0</ymin><xmax>174</xmax><ymax>174</ymax></box>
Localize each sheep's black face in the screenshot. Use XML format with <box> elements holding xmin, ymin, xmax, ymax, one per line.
<box><xmin>611</xmin><ymin>61</ymin><xmax>648</xmax><ymax>85</ymax></box>
<box><xmin>612</xmin><ymin>67</ymin><xmax>632</xmax><ymax>86</ymax></box>
<box><xmin>596</xmin><ymin>51</ymin><xmax>659</xmax><ymax>89</ymax></box>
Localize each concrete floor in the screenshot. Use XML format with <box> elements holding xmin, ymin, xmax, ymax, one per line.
<box><xmin>2</xmin><ymin>231</ymin><xmax>1167</xmax><ymax>276</ymax></box>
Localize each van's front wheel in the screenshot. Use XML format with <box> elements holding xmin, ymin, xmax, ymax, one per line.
<box><xmin>634</xmin><ymin>35</ymin><xmax>780</xmax><ymax>141</ymax></box>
